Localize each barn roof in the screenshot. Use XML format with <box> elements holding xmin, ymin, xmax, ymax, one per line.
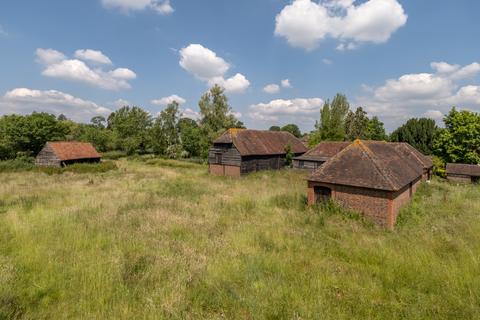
<box><xmin>213</xmin><ymin>129</ymin><xmax>307</xmax><ymax>156</ymax></box>
<box><xmin>392</xmin><ymin>143</ymin><xmax>433</xmax><ymax>170</ymax></box>
<box><xmin>294</xmin><ymin>141</ymin><xmax>351</xmax><ymax>162</ymax></box>
<box><xmin>308</xmin><ymin>140</ymin><xmax>423</xmax><ymax>191</ymax></box>
<box><xmin>47</xmin><ymin>141</ymin><xmax>102</xmax><ymax>161</ymax></box>
<box><xmin>446</xmin><ymin>163</ymin><xmax>480</xmax><ymax>176</ymax></box>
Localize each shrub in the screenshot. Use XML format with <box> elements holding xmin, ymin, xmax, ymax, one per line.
<box><xmin>37</xmin><ymin>161</ymin><xmax>118</xmax><ymax>175</ymax></box>
<box><xmin>101</xmin><ymin>151</ymin><xmax>127</xmax><ymax>160</ymax></box>
<box><xmin>0</xmin><ymin>158</ymin><xmax>35</xmax><ymax>173</ymax></box>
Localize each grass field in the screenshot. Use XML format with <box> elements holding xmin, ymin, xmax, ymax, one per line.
<box><xmin>0</xmin><ymin>159</ymin><xmax>479</xmax><ymax>319</ymax></box>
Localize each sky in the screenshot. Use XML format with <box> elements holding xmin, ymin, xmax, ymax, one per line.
<box><xmin>0</xmin><ymin>0</ymin><xmax>479</xmax><ymax>132</ymax></box>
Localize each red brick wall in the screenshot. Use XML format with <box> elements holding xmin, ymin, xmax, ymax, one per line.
<box><xmin>209</xmin><ymin>164</ymin><xmax>241</xmax><ymax>177</ymax></box>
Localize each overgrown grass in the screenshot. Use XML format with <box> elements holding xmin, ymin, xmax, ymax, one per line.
<box><xmin>0</xmin><ymin>161</ymin><xmax>479</xmax><ymax>319</ymax></box>
<box><xmin>37</xmin><ymin>161</ymin><xmax>117</xmax><ymax>175</ymax></box>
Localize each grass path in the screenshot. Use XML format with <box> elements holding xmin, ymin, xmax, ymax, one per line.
<box><xmin>0</xmin><ymin>159</ymin><xmax>479</xmax><ymax>319</ymax></box>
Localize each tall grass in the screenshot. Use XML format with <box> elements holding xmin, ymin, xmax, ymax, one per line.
<box><xmin>0</xmin><ymin>160</ymin><xmax>479</xmax><ymax>319</ymax></box>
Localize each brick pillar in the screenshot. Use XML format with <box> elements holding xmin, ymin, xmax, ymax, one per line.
<box><xmin>387</xmin><ymin>193</ymin><xmax>394</xmax><ymax>230</ymax></box>
<box><xmin>307</xmin><ymin>182</ymin><xmax>315</xmax><ymax>205</ymax></box>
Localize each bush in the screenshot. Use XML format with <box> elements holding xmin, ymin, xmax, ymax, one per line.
<box><xmin>0</xmin><ymin>158</ymin><xmax>35</xmax><ymax>173</ymax></box>
<box><xmin>101</xmin><ymin>151</ymin><xmax>127</xmax><ymax>160</ymax></box>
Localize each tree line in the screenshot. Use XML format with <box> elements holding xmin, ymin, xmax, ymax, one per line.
<box><xmin>0</xmin><ymin>89</ymin><xmax>479</xmax><ymax>165</ymax></box>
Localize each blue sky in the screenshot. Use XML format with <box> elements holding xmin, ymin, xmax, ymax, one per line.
<box><xmin>0</xmin><ymin>0</ymin><xmax>479</xmax><ymax>132</ymax></box>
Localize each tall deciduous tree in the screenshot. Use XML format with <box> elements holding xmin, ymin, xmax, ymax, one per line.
<box><xmin>434</xmin><ymin>107</ymin><xmax>480</xmax><ymax>164</ymax></box>
<box><xmin>390</xmin><ymin>118</ymin><xmax>438</xmax><ymax>155</ymax></box>
<box><xmin>344</xmin><ymin>107</ymin><xmax>369</xmax><ymax>140</ymax></box>
<box><xmin>150</xmin><ymin>102</ymin><xmax>182</xmax><ymax>157</ymax></box>
<box><xmin>179</xmin><ymin>118</ymin><xmax>201</xmax><ymax>158</ymax></box>
<box><xmin>310</xmin><ymin>93</ymin><xmax>349</xmax><ymax>145</ymax></box>
<box><xmin>107</xmin><ymin>106</ymin><xmax>152</xmax><ymax>154</ymax></box>
<box><xmin>198</xmin><ymin>85</ymin><xmax>244</xmax><ymax>157</ymax></box>
<box><xmin>366</xmin><ymin>116</ymin><xmax>388</xmax><ymax>141</ymax></box>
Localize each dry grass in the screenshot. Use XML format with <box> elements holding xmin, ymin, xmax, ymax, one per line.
<box><xmin>0</xmin><ymin>159</ymin><xmax>479</xmax><ymax>319</ymax></box>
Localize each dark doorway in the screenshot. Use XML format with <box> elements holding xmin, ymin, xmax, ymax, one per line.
<box><xmin>473</xmin><ymin>176</ymin><xmax>480</xmax><ymax>184</ymax></box>
<box><xmin>215</xmin><ymin>153</ymin><xmax>222</xmax><ymax>164</ymax></box>
<box><xmin>314</xmin><ymin>186</ymin><xmax>332</xmax><ymax>203</ymax></box>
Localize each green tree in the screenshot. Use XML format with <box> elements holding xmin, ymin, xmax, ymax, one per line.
<box><xmin>281</xmin><ymin>124</ymin><xmax>301</xmax><ymax>138</ymax></box>
<box><xmin>107</xmin><ymin>106</ymin><xmax>152</xmax><ymax>155</ymax></box>
<box><xmin>198</xmin><ymin>85</ymin><xmax>244</xmax><ymax>158</ymax></box>
<box><xmin>179</xmin><ymin>118</ymin><xmax>201</xmax><ymax>158</ymax></box>
<box><xmin>366</xmin><ymin>116</ymin><xmax>387</xmax><ymax>141</ymax></box>
<box><xmin>310</xmin><ymin>93</ymin><xmax>350</xmax><ymax>145</ymax></box>
<box><xmin>150</xmin><ymin>102</ymin><xmax>182</xmax><ymax>157</ymax></box>
<box><xmin>0</xmin><ymin>112</ymin><xmax>69</xmax><ymax>159</ymax></box>
<box><xmin>344</xmin><ymin>107</ymin><xmax>369</xmax><ymax>140</ymax></box>
<box><xmin>269</xmin><ymin>126</ymin><xmax>281</xmax><ymax>131</ymax></box>
<box><xmin>91</xmin><ymin>116</ymin><xmax>106</xmax><ymax>129</ymax></box>
<box><xmin>434</xmin><ymin>107</ymin><xmax>480</xmax><ymax>164</ymax></box>
<box><xmin>390</xmin><ymin>118</ymin><xmax>438</xmax><ymax>155</ymax></box>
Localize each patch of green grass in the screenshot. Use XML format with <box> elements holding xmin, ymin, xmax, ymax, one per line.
<box><xmin>0</xmin><ymin>161</ymin><xmax>479</xmax><ymax>319</ymax></box>
<box><xmin>0</xmin><ymin>158</ymin><xmax>35</xmax><ymax>173</ymax></box>
<box><xmin>37</xmin><ymin>161</ymin><xmax>117</xmax><ymax>175</ymax></box>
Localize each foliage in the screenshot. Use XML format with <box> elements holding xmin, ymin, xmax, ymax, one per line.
<box><xmin>107</xmin><ymin>106</ymin><xmax>153</xmax><ymax>155</ymax></box>
<box><xmin>366</xmin><ymin>116</ymin><xmax>388</xmax><ymax>141</ymax></box>
<box><xmin>310</xmin><ymin>93</ymin><xmax>349</xmax><ymax>145</ymax></box>
<box><xmin>280</xmin><ymin>124</ymin><xmax>302</xmax><ymax>138</ymax></box>
<box><xmin>37</xmin><ymin>161</ymin><xmax>117</xmax><ymax>175</ymax></box>
<box><xmin>198</xmin><ymin>85</ymin><xmax>244</xmax><ymax>158</ymax></box>
<box><xmin>150</xmin><ymin>102</ymin><xmax>182</xmax><ymax>158</ymax></box>
<box><xmin>344</xmin><ymin>107</ymin><xmax>369</xmax><ymax>140</ymax></box>
<box><xmin>0</xmin><ymin>113</ymin><xmax>69</xmax><ymax>159</ymax></box>
<box><xmin>284</xmin><ymin>143</ymin><xmax>294</xmax><ymax>166</ymax></box>
<box><xmin>434</xmin><ymin>107</ymin><xmax>480</xmax><ymax>164</ymax></box>
<box><xmin>432</xmin><ymin>155</ymin><xmax>446</xmax><ymax>178</ymax></box>
<box><xmin>390</xmin><ymin>118</ymin><xmax>439</xmax><ymax>155</ymax></box>
<box><xmin>179</xmin><ymin>118</ymin><xmax>202</xmax><ymax>158</ymax></box>
<box><xmin>269</xmin><ymin>126</ymin><xmax>281</xmax><ymax>131</ymax></box>
<box><xmin>0</xmin><ymin>157</ymin><xmax>34</xmax><ymax>173</ymax></box>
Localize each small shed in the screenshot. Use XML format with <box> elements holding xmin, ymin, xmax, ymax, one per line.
<box><xmin>446</xmin><ymin>163</ymin><xmax>480</xmax><ymax>183</ymax></box>
<box><xmin>293</xmin><ymin>141</ymin><xmax>351</xmax><ymax>171</ymax></box>
<box><xmin>208</xmin><ymin>129</ymin><xmax>307</xmax><ymax>177</ymax></box>
<box><xmin>307</xmin><ymin>140</ymin><xmax>425</xmax><ymax>228</ymax></box>
<box><xmin>35</xmin><ymin>141</ymin><xmax>102</xmax><ymax>167</ymax></box>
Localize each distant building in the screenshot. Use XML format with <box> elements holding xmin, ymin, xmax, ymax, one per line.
<box><xmin>293</xmin><ymin>141</ymin><xmax>351</xmax><ymax>171</ymax></box>
<box><xmin>208</xmin><ymin>129</ymin><xmax>307</xmax><ymax>177</ymax></box>
<box><xmin>35</xmin><ymin>141</ymin><xmax>102</xmax><ymax>167</ymax></box>
<box><xmin>307</xmin><ymin>140</ymin><xmax>425</xmax><ymax>228</ymax></box>
<box><xmin>446</xmin><ymin>163</ymin><xmax>480</xmax><ymax>183</ymax></box>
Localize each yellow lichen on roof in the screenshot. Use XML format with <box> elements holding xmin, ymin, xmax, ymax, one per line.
<box><xmin>228</xmin><ymin>128</ymin><xmax>245</xmax><ymax>137</ymax></box>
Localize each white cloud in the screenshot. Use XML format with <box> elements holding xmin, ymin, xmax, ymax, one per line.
<box><xmin>110</xmin><ymin>98</ymin><xmax>131</xmax><ymax>108</ymax></box>
<box><xmin>181</xmin><ymin>108</ymin><xmax>200</xmax><ymax>120</ymax></box>
<box><xmin>281</xmin><ymin>79</ymin><xmax>292</xmax><ymax>88</ymax></box>
<box><xmin>263</xmin><ymin>84</ymin><xmax>280</xmax><ymax>94</ymax></box>
<box><xmin>101</xmin><ymin>0</ymin><xmax>174</xmax><ymax>15</ymax></box>
<box><xmin>275</xmin><ymin>0</ymin><xmax>407</xmax><ymax>51</ymax></box>
<box><xmin>249</xmin><ymin>97</ymin><xmax>323</xmax><ymax>129</ymax></box>
<box><xmin>36</xmin><ymin>48</ymin><xmax>136</xmax><ymax>90</ymax></box>
<box><xmin>357</xmin><ymin>61</ymin><xmax>480</xmax><ymax>130</ymax></box>
<box><xmin>179</xmin><ymin>44</ymin><xmax>250</xmax><ymax>93</ymax></box>
<box><xmin>0</xmin><ymin>88</ymin><xmax>111</xmax><ymax>122</ymax></box>
<box><xmin>151</xmin><ymin>94</ymin><xmax>186</xmax><ymax>106</ymax></box>
<box><xmin>74</xmin><ymin>49</ymin><xmax>112</xmax><ymax>65</ymax></box>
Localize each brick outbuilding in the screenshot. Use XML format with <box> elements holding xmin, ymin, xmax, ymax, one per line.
<box><xmin>293</xmin><ymin>141</ymin><xmax>350</xmax><ymax>171</ymax></box>
<box><xmin>446</xmin><ymin>163</ymin><xmax>480</xmax><ymax>183</ymax></box>
<box><xmin>208</xmin><ymin>129</ymin><xmax>307</xmax><ymax>177</ymax></box>
<box><xmin>35</xmin><ymin>141</ymin><xmax>102</xmax><ymax>167</ymax></box>
<box><xmin>307</xmin><ymin>140</ymin><xmax>425</xmax><ymax>228</ymax></box>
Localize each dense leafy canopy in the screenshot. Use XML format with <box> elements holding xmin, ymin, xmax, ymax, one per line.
<box><xmin>390</xmin><ymin>118</ymin><xmax>439</xmax><ymax>155</ymax></box>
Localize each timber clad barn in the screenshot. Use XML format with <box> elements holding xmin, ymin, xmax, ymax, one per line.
<box><xmin>446</xmin><ymin>163</ymin><xmax>480</xmax><ymax>183</ymax></box>
<box><xmin>208</xmin><ymin>129</ymin><xmax>307</xmax><ymax>177</ymax></box>
<box><xmin>293</xmin><ymin>141</ymin><xmax>350</xmax><ymax>171</ymax></box>
<box><xmin>307</xmin><ymin>140</ymin><xmax>426</xmax><ymax>228</ymax></box>
<box><xmin>35</xmin><ymin>141</ymin><xmax>102</xmax><ymax>167</ymax></box>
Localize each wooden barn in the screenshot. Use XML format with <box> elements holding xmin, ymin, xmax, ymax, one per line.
<box><xmin>307</xmin><ymin>140</ymin><xmax>425</xmax><ymax>228</ymax></box>
<box><xmin>293</xmin><ymin>141</ymin><xmax>350</xmax><ymax>171</ymax></box>
<box><xmin>208</xmin><ymin>129</ymin><xmax>307</xmax><ymax>177</ymax></box>
<box><xmin>446</xmin><ymin>163</ymin><xmax>480</xmax><ymax>183</ymax></box>
<box><xmin>35</xmin><ymin>141</ymin><xmax>102</xmax><ymax>167</ymax></box>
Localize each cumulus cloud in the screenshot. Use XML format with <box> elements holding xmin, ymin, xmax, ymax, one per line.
<box><xmin>0</xmin><ymin>88</ymin><xmax>111</xmax><ymax>122</ymax></box>
<box><xmin>74</xmin><ymin>49</ymin><xmax>112</xmax><ymax>65</ymax></box>
<box><xmin>110</xmin><ymin>98</ymin><xmax>131</xmax><ymax>108</ymax></box>
<box><xmin>275</xmin><ymin>0</ymin><xmax>407</xmax><ymax>51</ymax></box>
<box><xmin>179</xmin><ymin>44</ymin><xmax>250</xmax><ymax>93</ymax></box>
<box><xmin>151</xmin><ymin>94</ymin><xmax>186</xmax><ymax>106</ymax></box>
<box><xmin>281</xmin><ymin>79</ymin><xmax>292</xmax><ymax>88</ymax></box>
<box><xmin>181</xmin><ymin>108</ymin><xmax>200</xmax><ymax>120</ymax></box>
<box><xmin>263</xmin><ymin>84</ymin><xmax>280</xmax><ymax>94</ymax></box>
<box><xmin>357</xmin><ymin>61</ymin><xmax>480</xmax><ymax>130</ymax></box>
<box><xmin>36</xmin><ymin>48</ymin><xmax>136</xmax><ymax>90</ymax></box>
<box><xmin>249</xmin><ymin>98</ymin><xmax>323</xmax><ymax>129</ymax></box>
<box><xmin>101</xmin><ymin>0</ymin><xmax>174</xmax><ymax>15</ymax></box>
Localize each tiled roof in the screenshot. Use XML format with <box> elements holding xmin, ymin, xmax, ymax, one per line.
<box><xmin>48</xmin><ymin>141</ymin><xmax>102</xmax><ymax>161</ymax></box>
<box><xmin>308</xmin><ymin>140</ymin><xmax>423</xmax><ymax>191</ymax></box>
<box><xmin>213</xmin><ymin>129</ymin><xmax>307</xmax><ymax>156</ymax></box>
<box><xmin>392</xmin><ymin>142</ymin><xmax>433</xmax><ymax>169</ymax></box>
<box><xmin>446</xmin><ymin>163</ymin><xmax>480</xmax><ymax>176</ymax></box>
<box><xmin>294</xmin><ymin>141</ymin><xmax>351</xmax><ymax>161</ymax></box>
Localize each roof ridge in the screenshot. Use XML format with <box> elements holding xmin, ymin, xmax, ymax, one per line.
<box><xmin>354</xmin><ymin>140</ymin><xmax>397</xmax><ymax>190</ymax></box>
<box><xmin>308</xmin><ymin>140</ymin><xmax>352</xmax><ymax>178</ymax></box>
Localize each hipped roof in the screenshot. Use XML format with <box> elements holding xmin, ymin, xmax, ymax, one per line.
<box><xmin>213</xmin><ymin>129</ymin><xmax>307</xmax><ymax>156</ymax></box>
<box><xmin>47</xmin><ymin>141</ymin><xmax>102</xmax><ymax>161</ymax></box>
<box><xmin>308</xmin><ymin>140</ymin><xmax>423</xmax><ymax>191</ymax></box>
<box><xmin>294</xmin><ymin>141</ymin><xmax>351</xmax><ymax>162</ymax></box>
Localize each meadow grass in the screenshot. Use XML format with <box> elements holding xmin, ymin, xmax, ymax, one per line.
<box><xmin>0</xmin><ymin>160</ymin><xmax>479</xmax><ymax>319</ymax></box>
